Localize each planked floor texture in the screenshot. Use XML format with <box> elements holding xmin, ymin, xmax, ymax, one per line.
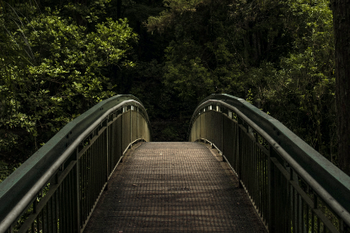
<box><xmin>84</xmin><ymin>142</ymin><xmax>267</xmax><ymax>233</ymax></box>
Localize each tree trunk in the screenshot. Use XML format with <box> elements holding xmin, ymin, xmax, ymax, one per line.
<box><xmin>117</xmin><ymin>0</ymin><xmax>122</xmax><ymax>19</ymax></box>
<box><xmin>332</xmin><ymin>0</ymin><xmax>350</xmax><ymax>176</ymax></box>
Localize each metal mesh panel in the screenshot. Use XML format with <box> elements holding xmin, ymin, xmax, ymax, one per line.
<box><xmin>79</xmin><ymin>129</ymin><xmax>108</xmax><ymax>229</ymax></box>
<box><xmin>207</xmin><ymin>111</ymin><xmax>223</xmax><ymax>150</ymax></box>
<box><xmin>223</xmin><ymin>115</ymin><xmax>237</xmax><ymax>170</ymax></box>
<box><xmin>200</xmin><ymin>113</ymin><xmax>207</xmax><ymax>140</ymax></box>
<box><xmin>195</xmin><ymin>117</ymin><xmax>200</xmax><ymax>141</ymax></box>
<box><xmin>122</xmin><ymin>111</ymin><xmax>131</xmax><ymax>151</ymax></box>
<box><xmin>137</xmin><ymin>111</ymin><xmax>142</xmax><ymax>139</ymax></box>
<box><xmin>108</xmin><ymin>115</ymin><xmax>123</xmax><ymax>175</ymax></box>
<box><xmin>131</xmin><ymin>110</ymin><xmax>137</xmax><ymax>142</ymax></box>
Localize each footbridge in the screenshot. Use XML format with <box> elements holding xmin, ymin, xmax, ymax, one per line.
<box><xmin>0</xmin><ymin>94</ymin><xmax>349</xmax><ymax>233</ymax></box>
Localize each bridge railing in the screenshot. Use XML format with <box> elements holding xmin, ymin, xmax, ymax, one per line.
<box><xmin>189</xmin><ymin>94</ymin><xmax>350</xmax><ymax>233</ymax></box>
<box><xmin>0</xmin><ymin>95</ymin><xmax>151</xmax><ymax>233</ymax></box>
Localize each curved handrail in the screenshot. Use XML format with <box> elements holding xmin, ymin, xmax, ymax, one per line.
<box><xmin>189</xmin><ymin>93</ymin><xmax>350</xmax><ymax>231</ymax></box>
<box><xmin>0</xmin><ymin>94</ymin><xmax>151</xmax><ymax>232</ymax></box>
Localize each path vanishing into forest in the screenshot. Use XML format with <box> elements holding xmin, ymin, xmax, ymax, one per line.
<box><xmin>84</xmin><ymin>142</ymin><xmax>267</xmax><ymax>233</ymax></box>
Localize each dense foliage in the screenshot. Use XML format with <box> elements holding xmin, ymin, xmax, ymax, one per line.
<box><xmin>0</xmin><ymin>0</ymin><xmax>340</xmax><ymax>179</ymax></box>
<box><xmin>0</xmin><ymin>0</ymin><xmax>137</xmax><ymax>176</ymax></box>
<box><xmin>146</xmin><ymin>0</ymin><xmax>336</xmax><ymax>162</ymax></box>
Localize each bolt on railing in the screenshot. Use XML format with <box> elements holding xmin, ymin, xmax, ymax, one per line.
<box><xmin>0</xmin><ymin>95</ymin><xmax>151</xmax><ymax>233</ymax></box>
<box><xmin>189</xmin><ymin>94</ymin><xmax>350</xmax><ymax>233</ymax></box>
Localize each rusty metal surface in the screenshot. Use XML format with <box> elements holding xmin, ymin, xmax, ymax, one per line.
<box><xmin>84</xmin><ymin>142</ymin><xmax>267</xmax><ymax>233</ymax></box>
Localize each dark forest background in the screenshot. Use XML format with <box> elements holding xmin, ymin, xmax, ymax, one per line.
<box><xmin>0</xmin><ymin>0</ymin><xmax>339</xmax><ymax>180</ymax></box>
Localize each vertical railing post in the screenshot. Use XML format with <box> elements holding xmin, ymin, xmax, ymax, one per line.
<box><xmin>268</xmin><ymin>148</ymin><xmax>280</xmax><ymax>233</ymax></box>
<box><xmin>237</xmin><ymin>117</ymin><xmax>243</xmax><ymax>189</ymax></box>
<box><xmin>220</xmin><ymin>108</ymin><xmax>224</xmax><ymax>156</ymax></box>
<box><xmin>130</xmin><ymin>106</ymin><xmax>133</xmax><ymax>143</ymax></box>
<box><xmin>268</xmin><ymin>146</ymin><xmax>274</xmax><ymax>233</ymax></box>
<box><xmin>137</xmin><ymin>107</ymin><xmax>139</xmax><ymax>140</ymax></box>
<box><xmin>106</xmin><ymin>117</ymin><xmax>109</xmax><ymax>191</ymax></box>
<box><xmin>199</xmin><ymin>113</ymin><xmax>201</xmax><ymax>141</ymax></box>
<box><xmin>75</xmin><ymin>148</ymin><xmax>81</xmax><ymax>233</ymax></box>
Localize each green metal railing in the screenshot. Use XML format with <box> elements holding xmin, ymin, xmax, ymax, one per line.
<box><xmin>189</xmin><ymin>94</ymin><xmax>350</xmax><ymax>233</ymax></box>
<box><xmin>0</xmin><ymin>95</ymin><xmax>151</xmax><ymax>233</ymax></box>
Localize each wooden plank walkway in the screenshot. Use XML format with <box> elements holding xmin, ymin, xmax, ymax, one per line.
<box><xmin>84</xmin><ymin>142</ymin><xmax>267</xmax><ymax>233</ymax></box>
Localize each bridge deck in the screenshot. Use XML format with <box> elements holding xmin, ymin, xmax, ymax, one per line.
<box><xmin>84</xmin><ymin>142</ymin><xmax>267</xmax><ymax>233</ymax></box>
